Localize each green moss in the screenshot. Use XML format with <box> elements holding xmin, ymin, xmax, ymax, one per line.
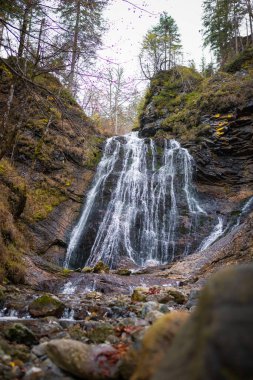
<box><xmin>224</xmin><ymin>48</ymin><xmax>253</xmax><ymax>73</ymax></box>
<box><xmin>4</xmin><ymin>244</ymin><xmax>26</xmax><ymax>284</ymax></box>
<box><xmin>86</xmin><ymin>325</ymin><xmax>114</xmax><ymax>344</ymax></box>
<box><xmin>131</xmin><ymin>288</ymin><xmax>147</xmax><ymax>303</ymax></box>
<box><xmin>85</xmin><ymin>147</ymin><xmax>102</xmax><ymax>170</ymax></box>
<box><xmin>61</xmin><ymin>268</ymin><xmax>73</xmax><ymax>277</ymax></box>
<box><xmin>82</xmin><ymin>266</ymin><xmax>93</xmax><ymax>273</ymax></box>
<box><xmin>0</xmin><ymin>63</ymin><xmax>13</xmax><ymax>79</ymax></box>
<box><xmin>32</xmin><ymin>294</ymin><xmax>60</xmax><ymax>306</ymax></box>
<box><xmin>50</xmin><ymin>107</ymin><xmax>61</xmax><ymax>121</ymax></box>
<box><xmin>93</xmin><ymin>261</ymin><xmax>109</xmax><ymax>274</ymax></box>
<box><xmin>4</xmin><ymin>323</ymin><xmax>37</xmax><ymax>346</ymax></box>
<box><xmin>116</xmin><ymin>269</ymin><xmax>131</xmax><ymax>276</ymax></box>
<box><xmin>26</xmin><ymin>186</ymin><xmax>66</xmax><ymax>222</ymax></box>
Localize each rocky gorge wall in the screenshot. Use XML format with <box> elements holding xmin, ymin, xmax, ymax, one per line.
<box><xmin>138</xmin><ymin>52</ymin><xmax>253</xmax><ymax>227</ymax></box>
<box><xmin>0</xmin><ymin>65</ymin><xmax>104</xmax><ymax>283</ymax></box>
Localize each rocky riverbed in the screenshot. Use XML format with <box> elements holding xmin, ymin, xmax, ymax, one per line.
<box><xmin>0</xmin><ymin>211</ymin><xmax>252</xmax><ymax>380</ymax></box>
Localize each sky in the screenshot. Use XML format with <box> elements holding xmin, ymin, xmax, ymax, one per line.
<box><xmin>99</xmin><ymin>0</ymin><xmax>211</xmax><ymax>80</ymax></box>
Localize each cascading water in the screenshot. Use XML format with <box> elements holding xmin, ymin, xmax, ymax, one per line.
<box><xmin>198</xmin><ymin>216</ymin><xmax>223</xmax><ymax>251</ymax></box>
<box><xmin>64</xmin><ymin>132</ymin><xmax>209</xmax><ymax>269</ymax></box>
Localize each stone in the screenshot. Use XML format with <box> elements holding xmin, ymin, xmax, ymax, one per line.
<box><xmin>158</xmin><ymin>288</ymin><xmax>186</xmax><ymax>305</ymax></box>
<box><xmin>86</xmin><ymin>324</ymin><xmax>115</xmax><ymax>344</ymax></box>
<box><xmin>116</xmin><ymin>269</ymin><xmax>132</xmax><ymax>276</ymax></box>
<box><xmin>93</xmin><ymin>261</ymin><xmax>110</xmax><ymax>274</ymax></box>
<box><xmin>28</xmin><ymin>294</ymin><xmax>65</xmax><ymax>318</ymax></box>
<box><xmin>152</xmin><ymin>264</ymin><xmax>253</xmax><ymax>380</ymax></box>
<box><xmin>131</xmin><ymin>311</ymin><xmax>189</xmax><ymax>380</ymax></box>
<box><xmin>32</xmin><ymin>342</ymin><xmax>48</xmax><ymax>357</ymax></box>
<box><xmin>4</xmin><ymin>323</ymin><xmax>38</xmax><ymax>346</ymax></box>
<box><xmin>131</xmin><ymin>288</ymin><xmax>148</xmax><ymax>302</ymax></box>
<box><xmin>23</xmin><ymin>367</ymin><xmax>45</xmax><ymax>380</ymax></box>
<box><xmin>145</xmin><ymin>310</ymin><xmax>164</xmax><ymax>324</ymax></box>
<box><xmin>141</xmin><ymin>302</ymin><xmax>159</xmax><ymax>318</ymax></box>
<box><xmin>46</xmin><ymin>339</ymin><xmax>122</xmax><ymax>379</ymax></box>
<box><xmin>186</xmin><ymin>289</ymin><xmax>200</xmax><ymax>309</ymax></box>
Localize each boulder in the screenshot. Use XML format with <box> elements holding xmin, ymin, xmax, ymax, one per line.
<box><xmin>4</xmin><ymin>323</ymin><xmax>38</xmax><ymax>346</ymax></box>
<box><xmin>46</xmin><ymin>339</ymin><xmax>122</xmax><ymax>379</ymax></box>
<box><xmin>131</xmin><ymin>311</ymin><xmax>189</xmax><ymax>380</ymax></box>
<box><xmin>152</xmin><ymin>264</ymin><xmax>253</xmax><ymax>380</ymax></box>
<box><xmin>28</xmin><ymin>294</ymin><xmax>65</xmax><ymax>318</ymax></box>
<box><xmin>93</xmin><ymin>261</ymin><xmax>110</xmax><ymax>274</ymax></box>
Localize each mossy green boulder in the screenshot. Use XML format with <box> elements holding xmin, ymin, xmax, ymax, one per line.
<box><xmin>4</xmin><ymin>323</ymin><xmax>38</xmax><ymax>346</ymax></box>
<box><xmin>28</xmin><ymin>294</ymin><xmax>65</xmax><ymax>318</ymax></box>
<box><xmin>93</xmin><ymin>261</ymin><xmax>110</xmax><ymax>274</ymax></box>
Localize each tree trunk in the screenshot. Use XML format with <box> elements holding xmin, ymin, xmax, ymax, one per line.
<box><xmin>68</xmin><ymin>0</ymin><xmax>81</xmax><ymax>93</ymax></box>
<box><xmin>1</xmin><ymin>84</ymin><xmax>15</xmax><ymax>137</ymax></box>
<box><xmin>246</xmin><ymin>0</ymin><xmax>253</xmax><ymax>44</ymax></box>
<box><xmin>0</xmin><ymin>14</ymin><xmax>5</xmax><ymax>50</ymax></box>
<box><xmin>18</xmin><ymin>3</ymin><xmax>31</xmax><ymax>58</ymax></box>
<box><xmin>34</xmin><ymin>18</ymin><xmax>45</xmax><ymax>67</ymax></box>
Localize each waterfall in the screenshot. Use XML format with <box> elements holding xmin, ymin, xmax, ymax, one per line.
<box><xmin>198</xmin><ymin>216</ymin><xmax>223</xmax><ymax>251</ymax></box>
<box><xmin>65</xmin><ymin>132</ymin><xmax>207</xmax><ymax>269</ymax></box>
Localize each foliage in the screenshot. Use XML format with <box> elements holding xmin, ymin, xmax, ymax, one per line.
<box><xmin>139</xmin><ymin>12</ymin><xmax>182</xmax><ymax>79</ymax></box>
<box><xmin>202</xmin><ymin>0</ymin><xmax>253</xmax><ymax>65</ymax></box>
<box><xmin>139</xmin><ymin>62</ymin><xmax>253</xmax><ymax>142</ymax></box>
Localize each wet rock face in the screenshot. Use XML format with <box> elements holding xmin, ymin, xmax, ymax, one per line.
<box><xmin>66</xmin><ymin>134</ymin><xmax>218</xmax><ymax>270</ymax></box>
<box><xmin>152</xmin><ymin>265</ymin><xmax>253</xmax><ymax>380</ymax></box>
<box><xmin>187</xmin><ymin>111</ymin><xmax>253</xmax><ymax>188</ymax></box>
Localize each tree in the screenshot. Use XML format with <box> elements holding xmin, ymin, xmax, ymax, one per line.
<box><xmin>202</xmin><ymin>0</ymin><xmax>252</xmax><ymax>65</ymax></box>
<box><xmin>139</xmin><ymin>12</ymin><xmax>182</xmax><ymax>79</ymax></box>
<box><xmin>57</xmin><ymin>0</ymin><xmax>108</xmax><ymax>93</ymax></box>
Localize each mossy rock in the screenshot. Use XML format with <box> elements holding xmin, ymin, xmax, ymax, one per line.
<box><xmin>28</xmin><ymin>294</ymin><xmax>65</xmax><ymax>318</ymax></box>
<box><xmin>131</xmin><ymin>288</ymin><xmax>147</xmax><ymax>303</ymax></box>
<box><xmin>93</xmin><ymin>261</ymin><xmax>109</xmax><ymax>274</ymax></box>
<box><xmin>82</xmin><ymin>266</ymin><xmax>93</xmax><ymax>273</ymax></box>
<box><xmin>116</xmin><ymin>269</ymin><xmax>132</xmax><ymax>276</ymax></box>
<box><xmin>4</xmin><ymin>323</ymin><xmax>38</xmax><ymax>346</ymax></box>
<box><xmin>86</xmin><ymin>324</ymin><xmax>114</xmax><ymax>344</ymax></box>
<box><xmin>224</xmin><ymin>48</ymin><xmax>253</xmax><ymax>73</ymax></box>
<box><xmin>159</xmin><ymin>289</ymin><xmax>186</xmax><ymax>305</ymax></box>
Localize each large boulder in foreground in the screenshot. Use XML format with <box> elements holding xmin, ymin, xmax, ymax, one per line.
<box><xmin>132</xmin><ymin>311</ymin><xmax>189</xmax><ymax>380</ymax></box>
<box><xmin>46</xmin><ymin>339</ymin><xmax>122</xmax><ymax>379</ymax></box>
<box><xmin>28</xmin><ymin>294</ymin><xmax>65</xmax><ymax>318</ymax></box>
<box><xmin>152</xmin><ymin>264</ymin><xmax>253</xmax><ymax>380</ymax></box>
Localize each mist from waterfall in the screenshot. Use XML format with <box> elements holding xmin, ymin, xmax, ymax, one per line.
<box><xmin>64</xmin><ymin>132</ymin><xmax>208</xmax><ymax>269</ymax></box>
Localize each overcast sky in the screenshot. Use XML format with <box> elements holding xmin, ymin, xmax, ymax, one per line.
<box><xmin>99</xmin><ymin>0</ymin><xmax>211</xmax><ymax>78</ymax></box>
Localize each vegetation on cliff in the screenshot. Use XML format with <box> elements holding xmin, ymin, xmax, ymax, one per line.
<box><xmin>139</xmin><ymin>48</ymin><xmax>253</xmax><ymax>143</ymax></box>
<box><xmin>0</xmin><ymin>60</ymin><xmax>104</xmax><ymax>283</ymax></box>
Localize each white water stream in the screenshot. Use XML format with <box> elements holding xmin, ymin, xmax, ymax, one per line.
<box><xmin>198</xmin><ymin>216</ymin><xmax>224</xmax><ymax>251</ymax></box>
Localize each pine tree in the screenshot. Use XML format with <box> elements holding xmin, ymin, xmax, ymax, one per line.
<box><xmin>139</xmin><ymin>12</ymin><xmax>182</xmax><ymax>79</ymax></box>
<box><xmin>202</xmin><ymin>0</ymin><xmax>248</xmax><ymax>65</ymax></box>
<box><xmin>57</xmin><ymin>0</ymin><xmax>108</xmax><ymax>93</ymax></box>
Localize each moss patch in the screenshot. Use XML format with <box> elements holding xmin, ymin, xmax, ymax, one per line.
<box><xmin>25</xmin><ymin>186</ymin><xmax>66</xmax><ymax>222</ymax></box>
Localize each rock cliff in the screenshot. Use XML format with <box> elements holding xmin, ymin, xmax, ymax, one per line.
<box><xmin>0</xmin><ymin>64</ymin><xmax>104</xmax><ymax>282</ymax></box>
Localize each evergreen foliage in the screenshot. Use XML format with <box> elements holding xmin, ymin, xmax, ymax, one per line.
<box><xmin>202</xmin><ymin>0</ymin><xmax>253</xmax><ymax>65</ymax></box>
<box><xmin>139</xmin><ymin>12</ymin><xmax>182</xmax><ymax>79</ymax></box>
